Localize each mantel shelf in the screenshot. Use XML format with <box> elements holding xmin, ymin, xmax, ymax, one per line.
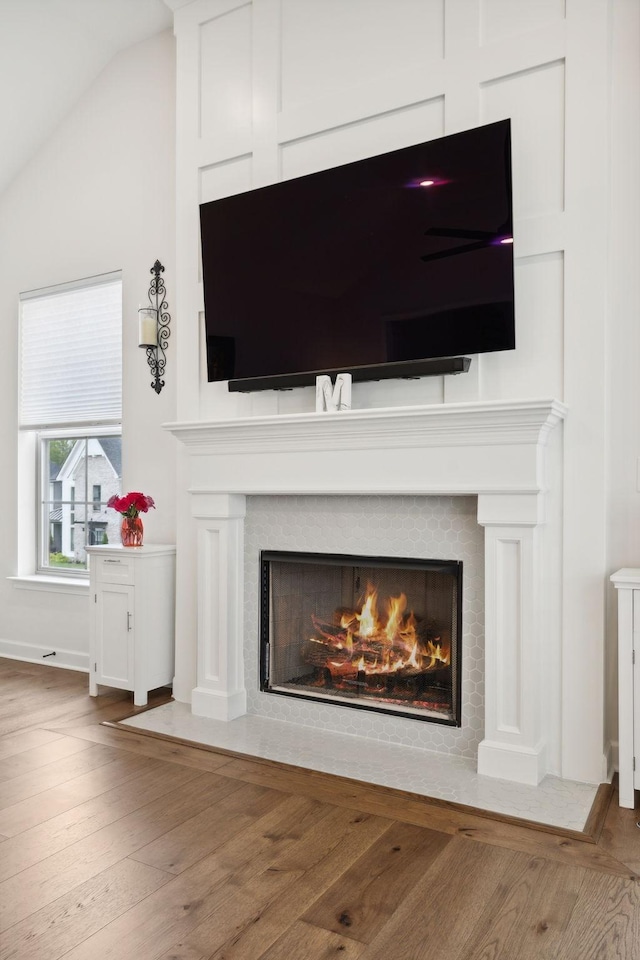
<box><xmin>165</xmin><ymin>398</ymin><xmax>567</xmax><ymax>455</ymax></box>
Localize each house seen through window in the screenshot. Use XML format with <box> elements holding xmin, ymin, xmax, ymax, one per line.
<box><xmin>46</xmin><ymin>437</ymin><xmax>122</xmax><ymax>569</ymax></box>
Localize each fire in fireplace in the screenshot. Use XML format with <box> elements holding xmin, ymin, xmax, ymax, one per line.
<box><xmin>260</xmin><ymin>551</ymin><xmax>462</xmax><ymax>725</ymax></box>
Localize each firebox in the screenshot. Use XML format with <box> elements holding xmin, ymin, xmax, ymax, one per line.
<box><xmin>260</xmin><ymin>551</ymin><xmax>462</xmax><ymax>725</ymax></box>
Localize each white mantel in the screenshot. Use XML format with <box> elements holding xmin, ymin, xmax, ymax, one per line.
<box><xmin>167</xmin><ymin>398</ymin><xmax>567</xmax><ymax>786</ymax></box>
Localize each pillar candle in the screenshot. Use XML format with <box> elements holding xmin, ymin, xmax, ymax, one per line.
<box><xmin>138</xmin><ymin>307</ymin><xmax>158</xmax><ymax>347</ymax></box>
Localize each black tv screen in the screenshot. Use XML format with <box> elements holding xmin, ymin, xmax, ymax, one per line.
<box><xmin>200</xmin><ymin>119</ymin><xmax>514</xmax><ymax>391</ymax></box>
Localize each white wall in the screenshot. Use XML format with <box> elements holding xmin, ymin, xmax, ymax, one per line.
<box><xmin>170</xmin><ymin>0</ymin><xmax>640</xmax><ymax>785</ymax></box>
<box><xmin>0</xmin><ymin>30</ymin><xmax>176</xmax><ymax>668</ymax></box>
<box><xmin>605</xmin><ymin>0</ymin><xmax>640</xmax><ymax>765</ymax></box>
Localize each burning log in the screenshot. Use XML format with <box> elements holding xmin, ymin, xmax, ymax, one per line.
<box><xmin>310</xmin><ymin>615</ymin><xmax>349</xmax><ymax>648</ymax></box>
<box><xmin>301</xmin><ymin>584</ymin><xmax>451</xmax><ymax>702</ymax></box>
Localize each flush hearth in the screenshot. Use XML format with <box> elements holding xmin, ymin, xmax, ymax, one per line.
<box><xmin>260</xmin><ymin>550</ymin><xmax>462</xmax><ymax>725</ymax></box>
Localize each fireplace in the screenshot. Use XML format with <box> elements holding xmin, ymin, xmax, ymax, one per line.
<box><xmin>168</xmin><ymin>398</ymin><xmax>568</xmax><ymax>786</ymax></box>
<box><xmin>260</xmin><ymin>550</ymin><xmax>462</xmax><ymax>725</ymax></box>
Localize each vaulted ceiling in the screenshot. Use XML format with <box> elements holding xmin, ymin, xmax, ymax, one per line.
<box><xmin>0</xmin><ymin>0</ymin><xmax>175</xmax><ymax>198</ymax></box>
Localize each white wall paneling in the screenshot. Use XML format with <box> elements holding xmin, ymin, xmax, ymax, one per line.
<box><xmin>280</xmin><ymin>98</ymin><xmax>445</xmax><ymax>182</ymax></box>
<box><xmin>174</xmin><ymin>0</ymin><xmax>575</xmax><ymax>425</ymax></box>
<box><xmin>170</xmin><ymin>0</ymin><xmax>638</xmax><ymax>786</ymax></box>
<box><xmin>481</xmin><ymin>251</ymin><xmax>564</xmax><ymax>401</ymax></box>
<box><xmin>480</xmin><ymin>0</ymin><xmax>566</xmax><ymax>46</ymax></box>
<box><xmin>199</xmin><ymin>4</ymin><xmax>252</xmax><ymax>141</ymax></box>
<box><xmin>280</xmin><ymin>0</ymin><xmax>444</xmax><ymax>111</ymax></box>
<box><xmin>481</xmin><ymin>61</ymin><xmax>565</xmax><ymax>219</ymax></box>
<box><xmin>199</xmin><ymin>156</ymin><xmax>252</xmax><ymax>209</ymax></box>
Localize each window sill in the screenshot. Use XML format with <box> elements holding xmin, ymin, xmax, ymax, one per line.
<box><xmin>8</xmin><ymin>575</ymin><xmax>90</xmax><ymax>597</ymax></box>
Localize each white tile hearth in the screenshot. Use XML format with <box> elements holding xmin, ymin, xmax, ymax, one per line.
<box><xmin>120</xmin><ymin>700</ymin><xmax>598</xmax><ymax>832</ymax></box>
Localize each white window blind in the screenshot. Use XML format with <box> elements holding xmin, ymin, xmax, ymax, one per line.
<box><xmin>20</xmin><ymin>274</ymin><xmax>122</xmax><ymax>429</ymax></box>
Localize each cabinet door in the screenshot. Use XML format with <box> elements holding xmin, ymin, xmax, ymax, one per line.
<box><xmin>95</xmin><ymin>583</ymin><xmax>134</xmax><ymax>689</ymax></box>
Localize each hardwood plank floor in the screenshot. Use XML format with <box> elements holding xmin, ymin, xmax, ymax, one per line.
<box><xmin>1</xmin><ymin>658</ymin><xmax>639</xmax><ymax>960</ymax></box>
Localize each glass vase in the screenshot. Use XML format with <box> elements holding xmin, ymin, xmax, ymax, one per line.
<box><xmin>121</xmin><ymin>515</ymin><xmax>144</xmax><ymax>547</ymax></box>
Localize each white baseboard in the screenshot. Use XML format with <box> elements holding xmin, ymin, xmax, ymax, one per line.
<box><xmin>0</xmin><ymin>639</ymin><xmax>89</xmax><ymax>672</ymax></box>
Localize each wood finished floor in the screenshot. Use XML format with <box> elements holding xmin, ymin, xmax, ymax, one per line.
<box><xmin>1</xmin><ymin>658</ymin><xmax>639</xmax><ymax>960</ymax></box>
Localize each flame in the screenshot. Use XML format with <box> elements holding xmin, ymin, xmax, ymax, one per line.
<box><xmin>385</xmin><ymin>594</ymin><xmax>407</xmax><ymax>643</ymax></box>
<box><xmin>406</xmin><ymin>640</ymin><xmax>421</xmax><ymax>670</ymax></box>
<box><xmin>356</xmin><ymin>589</ymin><xmax>378</xmax><ymax>638</ymax></box>
<box><xmin>309</xmin><ymin>584</ymin><xmax>450</xmax><ymax>680</ymax></box>
<box><xmin>425</xmin><ymin>638</ymin><xmax>450</xmax><ymax>668</ymax></box>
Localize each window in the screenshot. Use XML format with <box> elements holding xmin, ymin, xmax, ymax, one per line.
<box><xmin>88</xmin><ymin>523</ymin><xmax>108</xmax><ymax>546</ymax></box>
<box><xmin>20</xmin><ymin>274</ymin><xmax>122</xmax><ymax>575</ymax></box>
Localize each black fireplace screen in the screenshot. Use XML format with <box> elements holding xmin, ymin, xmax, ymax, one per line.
<box><xmin>260</xmin><ymin>551</ymin><xmax>462</xmax><ymax>725</ymax></box>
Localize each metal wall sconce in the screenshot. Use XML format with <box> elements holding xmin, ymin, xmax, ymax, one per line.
<box><xmin>138</xmin><ymin>260</ymin><xmax>171</xmax><ymax>394</ymax></box>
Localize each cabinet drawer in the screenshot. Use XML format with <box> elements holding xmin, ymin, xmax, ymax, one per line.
<box><xmin>93</xmin><ymin>555</ymin><xmax>135</xmax><ymax>584</ymax></box>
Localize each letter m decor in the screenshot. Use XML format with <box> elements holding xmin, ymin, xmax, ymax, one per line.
<box><xmin>315</xmin><ymin>373</ymin><xmax>352</xmax><ymax>412</ymax></box>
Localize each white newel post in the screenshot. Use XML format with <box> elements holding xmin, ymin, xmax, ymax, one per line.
<box><xmin>190</xmin><ymin>492</ymin><xmax>247</xmax><ymax>720</ymax></box>
<box><xmin>477</xmin><ymin>494</ymin><xmax>545</xmax><ymax>784</ymax></box>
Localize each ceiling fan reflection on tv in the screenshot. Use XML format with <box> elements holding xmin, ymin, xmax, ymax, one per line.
<box><xmin>421</xmin><ymin>225</ymin><xmax>513</xmax><ymax>263</ymax></box>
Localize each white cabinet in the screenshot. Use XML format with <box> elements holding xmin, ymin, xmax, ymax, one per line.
<box><xmin>87</xmin><ymin>544</ymin><xmax>176</xmax><ymax>707</ymax></box>
<box><xmin>611</xmin><ymin>568</ymin><xmax>640</xmax><ymax>808</ymax></box>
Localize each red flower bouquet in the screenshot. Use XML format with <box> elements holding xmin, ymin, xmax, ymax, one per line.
<box><xmin>107</xmin><ymin>491</ymin><xmax>155</xmax><ymax>519</ymax></box>
<box><xmin>107</xmin><ymin>492</ymin><xmax>155</xmax><ymax>547</ymax></box>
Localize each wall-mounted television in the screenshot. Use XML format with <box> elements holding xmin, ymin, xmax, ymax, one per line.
<box><xmin>200</xmin><ymin>119</ymin><xmax>514</xmax><ymax>392</ymax></box>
